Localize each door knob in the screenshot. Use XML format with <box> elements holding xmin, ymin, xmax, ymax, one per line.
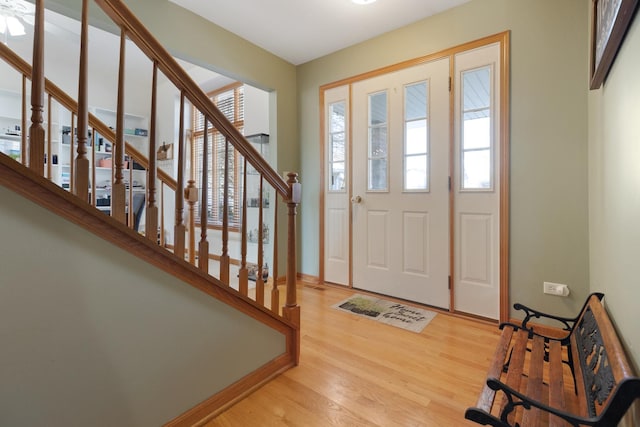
<box><xmin>351</xmin><ymin>195</ymin><xmax>362</xmax><ymax>204</ymax></box>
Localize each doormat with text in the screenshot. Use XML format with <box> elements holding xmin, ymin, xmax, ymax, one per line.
<box><xmin>331</xmin><ymin>294</ymin><xmax>436</xmax><ymax>333</ymax></box>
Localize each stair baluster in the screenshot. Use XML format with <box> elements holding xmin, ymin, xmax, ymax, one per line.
<box><xmin>198</xmin><ymin>117</ymin><xmax>209</xmax><ymax>274</ymax></box>
<box><xmin>74</xmin><ymin>0</ymin><xmax>90</xmax><ymax>201</ymax></box>
<box><xmin>174</xmin><ymin>93</ymin><xmax>186</xmax><ymax>260</ymax></box>
<box><xmin>112</xmin><ymin>29</ymin><xmax>127</xmax><ymax>223</ymax></box>
<box><xmin>29</xmin><ymin>0</ymin><xmax>45</xmax><ymax>174</ymax></box>
<box><xmin>255</xmin><ymin>175</ymin><xmax>265</xmax><ymax>305</ymax></box>
<box><xmin>219</xmin><ymin>138</ymin><xmax>230</xmax><ymax>285</ymax></box>
<box><xmin>185</xmin><ymin>179</ymin><xmax>198</xmax><ymax>265</ymax></box>
<box><xmin>146</xmin><ymin>62</ymin><xmax>159</xmax><ymax>241</ymax></box>
<box><xmin>46</xmin><ymin>95</ymin><xmax>52</xmax><ymax>180</ymax></box>
<box><xmin>238</xmin><ymin>157</ymin><xmax>249</xmax><ymax>295</ymax></box>
<box><xmin>271</xmin><ymin>195</ymin><xmax>279</xmax><ymax>314</ymax></box>
<box><xmin>70</xmin><ymin>114</ymin><xmax>75</xmax><ymax>193</ymax></box>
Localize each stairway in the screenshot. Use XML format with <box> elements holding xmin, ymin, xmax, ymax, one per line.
<box><xmin>0</xmin><ymin>0</ymin><xmax>300</xmax><ymax>425</ymax></box>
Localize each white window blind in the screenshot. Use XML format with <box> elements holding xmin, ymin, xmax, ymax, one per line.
<box><xmin>192</xmin><ymin>84</ymin><xmax>244</xmax><ymax>227</ymax></box>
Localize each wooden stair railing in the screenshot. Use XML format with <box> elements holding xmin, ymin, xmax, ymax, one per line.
<box><xmin>0</xmin><ymin>41</ymin><xmax>178</xmax><ymax>227</ymax></box>
<box><xmin>91</xmin><ymin>0</ymin><xmax>301</xmax><ymax>333</ymax></box>
<box><xmin>6</xmin><ymin>0</ymin><xmax>301</xmax><ymax>358</ymax></box>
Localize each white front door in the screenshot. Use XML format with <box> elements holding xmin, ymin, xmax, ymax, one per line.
<box><xmin>322</xmin><ymin>36</ymin><xmax>507</xmax><ymax>319</ymax></box>
<box><xmin>351</xmin><ymin>58</ymin><xmax>450</xmax><ymax>308</ymax></box>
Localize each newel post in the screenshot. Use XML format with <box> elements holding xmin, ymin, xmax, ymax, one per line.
<box><xmin>28</xmin><ymin>0</ymin><xmax>45</xmax><ymax>173</ymax></box>
<box><xmin>282</xmin><ymin>172</ymin><xmax>301</xmax><ymax>364</ymax></box>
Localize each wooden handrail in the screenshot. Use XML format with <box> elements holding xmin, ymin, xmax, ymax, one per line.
<box><xmin>94</xmin><ymin>0</ymin><xmax>291</xmax><ymax>200</ymax></box>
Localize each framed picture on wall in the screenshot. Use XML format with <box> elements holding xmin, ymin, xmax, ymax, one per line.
<box><xmin>590</xmin><ymin>0</ymin><xmax>639</xmax><ymax>89</ymax></box>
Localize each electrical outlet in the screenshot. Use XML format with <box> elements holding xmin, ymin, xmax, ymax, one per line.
<box><xmin>544</xmin><ymin>281</ymin><xmax>570</xmax><ymax>296</ymax></box>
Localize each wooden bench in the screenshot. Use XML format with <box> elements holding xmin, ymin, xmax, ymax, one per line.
<box><xmin>465</xmin><ymin>293</ymin><xmax>640</xmax><ymax>426</ymax></box>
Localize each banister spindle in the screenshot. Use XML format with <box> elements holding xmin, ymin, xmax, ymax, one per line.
<box><xmin>127</xmin><ymin>163</ymin><xmax>133</xmax><ymax>227</ymax></box>
<box><xmin>159</xmin><ymin>183</ymin><xmax>165</xmax><ymax>246</ymax></box>
<box><xmin>74</xmin><ymin>0</ymin><xmax>90</xmax><ymax>201</ymax></box>
<box><xmin>70</xmin><ymin>114</ymin><xmax>75</xmax><ymax>193</ymax></box>
<box><xmin>28</xmin><ymin>0</ymin><xmax>45</xmax><ymax>174</ymax></box>
<box><xmin>198</xmin><ymin>117</ymin><xmax>209</xmax><ymax>274</ymax></box>
<box><xmin>186</xmin><ymin>179</ymin><xmax>198</xmax><ymax>265</ymax></box>
<box><xmin>271</xmin><ymin>195</ymin><xmax>279</xmax><ymax>314</ymax></box>
<box><xmin>112</xmin><ymin>29</ymin><xmax>127</xmax><ymax>222</ymax></box>
<box><xmin>46</xmin><ymin>95</ymin><xmax>52</xmax><ymax>179</ymax></box>
<box><xmin>90</xmin><ymin>128</ymin><xmax>96</xmax><ymax>206</ymax></box>
<box><xmin>255</xmin><ymin>176</ymin><xmax>265</xmax><ymax>305</ymax></box>
<box><xmin>238</xmin><ymin>158</ymin><xmax>248</xmax><ymax>296</ymax></box>
<box><xmin>219</xmin><ymin>138</ymin><xmax>230</xmax><ymax>285</ymax></box>
<box><xmin>146</xmin><ymin>62</ymin><xmax>159</xmax><ymax>242</ymax></box>
<box><xmin>174</xmin><ymin>93</ymin><xmax>186</xmax><ymax>260</ymax></box>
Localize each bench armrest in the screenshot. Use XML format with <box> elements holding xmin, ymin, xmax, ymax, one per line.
<box><xmin>485</xmin><ymin>378</ymin><xmax>597</xmax><ymax>427</ymax></box>
<box><xmin>512</xmin><ymin>302</ymin><xmax>575</xmax><ymax>330</ymax></box>
<box><xmin>512</xmin><ymin>292</ymin><xmax>604</xmax><ymax>336</ymax></box>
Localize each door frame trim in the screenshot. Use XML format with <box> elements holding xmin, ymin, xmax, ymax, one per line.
<box><xmin>319</xmin><ymin>31</ymin><xmax>510</xmax><ymax>322</ymax></box>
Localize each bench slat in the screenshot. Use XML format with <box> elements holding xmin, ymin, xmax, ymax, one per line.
<box><xmin>521</xmin><ymin>334</ymin><xmax>546</xmax><ymax>425</ymax></box>
<box><xmin>499</xmin><ymin>328</ymin><xmax>530</xmax><ymax>424</ymax></box>
<box><xmin>475</xmin><ymin>325</ymin><xmax>515</xmax><ymax>412</ymax></box>
<box><xmin>548</xmin><ymin>339</ymin><xmax>568</xmax><ymax>427</ymax></box>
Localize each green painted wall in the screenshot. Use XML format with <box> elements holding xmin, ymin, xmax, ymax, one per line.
<box><xmin>297</xmin><ymin>0</ymin><xmax>590</xmax><ymax>318</ymax></box>
<box><xmin>0</xmin><ymin>185</ymin><xmax>285</xmax><ymax>425</ymax></box>
<box><xmin>588</xmin><ymin>14</ymin><xmax>640</xmax><ymax>370</ymax></box>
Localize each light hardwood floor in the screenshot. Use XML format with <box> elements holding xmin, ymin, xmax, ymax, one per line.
<box><xmin>206</xmin><ymin>283</ymin><xmax>501</xmax><ymax>427</ymax></box>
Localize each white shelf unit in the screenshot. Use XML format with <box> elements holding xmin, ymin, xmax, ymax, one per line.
<box><xmin>50</xmin><ymin>106</ymin><xmax>148</xmax><ymax>217</ymax></box>
<box><xmin>0</xmin><ymin>89</ymin><xmax>63</xmax><ymax>178</ymax></box>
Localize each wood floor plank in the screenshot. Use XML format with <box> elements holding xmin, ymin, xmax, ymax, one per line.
<box><xmin>205</xmin><ymin>284</ymin><xmax>501</xmax><ymax>426</ymax></box>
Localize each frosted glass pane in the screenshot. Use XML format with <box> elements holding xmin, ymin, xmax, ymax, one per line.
<box><xmin>330</xmin><ymin>161</ymin><xmax>345</xmax><ymax>191</ymax></box>
<box><xmin>369</xmin><ymin>158</ymin><xmax>387</xmax><ymax>191</ymax></box>
<box><xmin>369</xmin><ymin>126</ymin><xmax>388</xmax><ymax>157</ymax></box>
<box><xmin>369</xmin><ymin>92</ymin><xmax>387</xmax><ymax>126</ymax></box>
<box><xmin>463</xmin><ymin>117</ymin><xmax>490</xmax><ymax>150</ymax></box>
<box><xmin>405</xmin><ymin>155</ymin><xmax>427</xmax><ymax>190</ymax></box>
<box><xmin>405</xmin><ymin>82</ymin><xmax>427</xmax><ymax>121</ymax></box>
<box><xmin>406</xmin><ymin>120</ymin><xmax>427</xmax><ymax>155</ymax></box>
<box><xmin>463</xmin><ymin>149</ymin><xmax>491</xmax><ymax>189</ymax></box>
<box><xmin>330</xmin><ymin>101</ymin><xmax>345</xmax><ymax>132</ymax></box>
<box><xmin>331</xmin><ymin>132</ymin><xmax>345</xmax><ymax>162</ymax></box>
<box><xmin>463</xmin><ymin>67</ymin><xmax>490</xmax><ymax>111</ymax></box>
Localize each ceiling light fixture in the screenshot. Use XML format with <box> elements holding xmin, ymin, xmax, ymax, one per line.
<box><xmin>352</xmin><ymin>0</ymin><xmax>377</xmax><ymax>5</ymax></box>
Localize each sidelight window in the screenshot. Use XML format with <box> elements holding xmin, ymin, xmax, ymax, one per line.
<box><xmin>328</xmin><ymin>101</ymin><xmax>346</xmax><ymax>192</ymax></box>
<box><xmin>461</xmin><ymin>66</ymin><xmax>492</xmax><ymax>190</ymax></box>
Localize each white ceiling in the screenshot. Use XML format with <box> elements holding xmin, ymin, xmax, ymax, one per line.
<box><xmin>168</xmin><ymin>0</ymin><xmax>470</xmax><ymax>65</ymax></box>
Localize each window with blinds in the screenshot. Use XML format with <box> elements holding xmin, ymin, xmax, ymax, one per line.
<box><xmin>192</xmin><ymin>83</ymin><xmax>244</xmax><ymax>228</ymax></box>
